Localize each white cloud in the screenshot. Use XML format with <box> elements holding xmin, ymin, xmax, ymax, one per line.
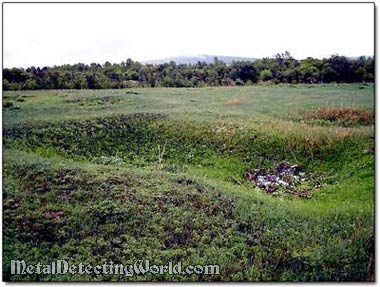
<box><xmin>3</xmin><ymin>3</ymin><xmax>374</xmax><ymax>67</ymax></box>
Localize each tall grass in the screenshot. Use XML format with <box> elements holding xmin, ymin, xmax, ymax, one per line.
<box><xmin>305</xmin><ymin>107</ymin><xmax>374</xmax><ymax>126</ymax></box>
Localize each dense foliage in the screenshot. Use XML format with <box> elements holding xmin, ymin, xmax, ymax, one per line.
<box><xmin>3</xmin><ymin>52</ymin><xmax>374</xmax><ymax>90</ymax></box>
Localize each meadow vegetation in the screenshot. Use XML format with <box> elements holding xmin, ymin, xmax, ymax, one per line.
<box><xmin>3</xmin><ymin>84</ymin><xmax>374</xmax><ymax>281</ymax></box>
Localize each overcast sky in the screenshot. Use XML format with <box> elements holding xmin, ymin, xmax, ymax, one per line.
<box><xmin>3</xmin><ymin>3</ymin><xmax>374</xmax><ymax>68</ymax></box>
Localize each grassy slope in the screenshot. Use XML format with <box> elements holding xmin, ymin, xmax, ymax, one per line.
<box><xmin>3</xmin><ymin>84</ymin><xmax>374</xmax><ymax>281</ymax></box>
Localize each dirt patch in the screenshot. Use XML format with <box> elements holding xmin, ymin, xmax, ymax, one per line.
<box><xmin>246</xmin><ymin>161</ymin><xmax>319</xmax><ymax>198</ymax></box>
<box><xmin>225</xmin><ymin>96</ymin><xmax>248</xmax><ymax>106</ymax></box>
<box><xmin>305</xmin><ymin>107</ymin><xmax>373</xmax><ymax>126</ymax></box>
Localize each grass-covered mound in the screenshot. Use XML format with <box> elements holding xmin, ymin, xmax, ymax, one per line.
<box><xmin>3</xmin><ymin>149</ymin><xmax>374</xmax><ymax>281</ymax></box>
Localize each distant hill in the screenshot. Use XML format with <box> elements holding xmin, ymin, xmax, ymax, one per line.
<box><xmin>142</xmin><ymin>54</ymin><xmax>257</xmax><ymax>65</ymax></box>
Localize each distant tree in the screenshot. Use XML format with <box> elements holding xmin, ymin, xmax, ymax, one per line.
<box><xmin>229</xmin><ymin>62</ymin><xmax>258</xmax><ymax>83</ymax></box>
<box><xmin>299</xmin><ymin>59</ymin><xmax>321</xmax><ymax>83</ymax></box>
<box><xmin>23</xmin><ymin>79</ymin><xmax>38</xmax><ymax>90</ymax></box>
<box><xmin>259</xmin><ymin>69</ymin><xmax>272</xmax><ymax>82</ymax></box>
<box><xmin>326</xmin><ymin>55</ymin><xmax>353</xmax><ymax>82</ymax></box>
<box><xmin>3</xmin><ymin>79</ymin><xmax>11</xmax><ymax>91</ymax></box>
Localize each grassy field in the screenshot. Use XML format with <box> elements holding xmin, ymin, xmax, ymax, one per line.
<box><xmin>3</xmin><ymin>84</ymin><xmax>374</xmax><ymax>281</ymax></box>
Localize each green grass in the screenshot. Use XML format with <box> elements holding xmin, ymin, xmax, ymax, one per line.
<box><xmin>3</xmin><ymin>84</ymin><xmax>373</xmax><ymax>127</ymax></box>
<box><xmin>3</xmin><ymin>84</ymin><xmax>374</xmax><ymax>281</ymax></box>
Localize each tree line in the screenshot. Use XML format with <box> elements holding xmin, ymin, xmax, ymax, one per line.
<box><xmin>3</xmin><ymin>52</ymin><xmax>374</xmax><ymax>90</ymax></box>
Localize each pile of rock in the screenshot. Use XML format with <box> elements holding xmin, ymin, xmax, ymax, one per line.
<box><xmin>246</xmin><ymin>161</ymin><xmax>310</xmax><ymax>197</ymax></box>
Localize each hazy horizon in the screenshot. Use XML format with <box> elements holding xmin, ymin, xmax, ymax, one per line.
<box><xmin>3</xmin><ymin>53</ymin><xmax>375</xmax><ymax>69</ymax></box>
<box><xmin>3</xmin><ymin>3</ymin><xmax>374</xmax><ymax>68</ymax></box>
